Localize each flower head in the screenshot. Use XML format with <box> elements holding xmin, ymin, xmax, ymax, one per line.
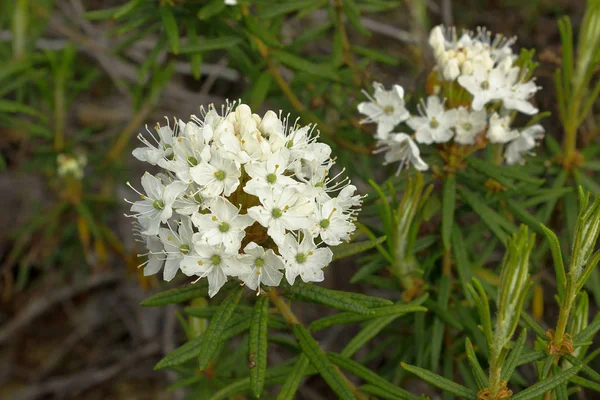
<box><xmin>128</xmin><ymin>102</ymin><xmax>361</xmax><ymax>296</ymax></box>
<box><xmin>358</xmin><ymin>82</ymin><xmax>410</xmax><ymax>139</ymax></box>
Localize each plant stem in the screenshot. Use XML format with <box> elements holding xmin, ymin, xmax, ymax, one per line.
<box><xmin>267</xmin><ymin>288</ymin><xmax>300</xmax><ymax>325</ymax></box>
<box><xmin>553</xmin><ymin>285</ymin><xmax>576</xmax><ymax>350</ymax></box>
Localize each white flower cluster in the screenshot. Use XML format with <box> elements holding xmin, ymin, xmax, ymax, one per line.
<box><xmin>127</xmin><ymin>103</ymin><xmax>361</xmax><ymax>297</ymax></box>
<box><xmin>358</xmin><ymin>25</ymin><xmax>545</xmax><ymax>172</ymax></box>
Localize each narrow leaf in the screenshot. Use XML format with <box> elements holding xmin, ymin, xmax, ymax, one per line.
<box><xmin>249</xmin><ymin>296</ymin><xmax>269</xmax><ymax>398</ymax></box>
<box><xmin>341</xmin><ymin>315</ymin><xmax>398</xmax><ymax>358</ymax></box>
<box><xmin>179</xmin><ymin>36</ymin><xmax>243</xmax><ymax>53</ymax></box>
<box><xmin>198</xmin><ymin>286</ymin><xmax>244</xmax><ymax>370</ymax></box>
<box><xmin>310</xmin><ymin>304</ymin><xmax>427</xmax><ymax>331</ymax></box>
<box><xmin>140</xmin><ymin>282</ymin><xmax>208</xmax><ymax>306</ymax></box>
<box><xmin>292</xmin><ymin>324</ymin><xmax>354</xmax><ymax>400</ymax></box>
<box><xmin>276</xmin><ymin>354</ymin><xmax>310</xmax><ymax>400</ymax></box>
<box><xmin>329</xmin><ymin>353</ymin><xmax>418</xmax><ymax>400</ymax></box>
<box><xmin>441</xmin><ymin>176</ymin><xmax>456</xmax><ymax>250</ymax></box>
<box><xmin>539</xmin><ymin>223</ymin><xmax>566</xmax><ymax>301</ymax></box>
<box><xmin>401</xmin><ymin>363</ymin><xmax>477</xmax><ymax>399</ymax></box>
<box><xmin>501</xmin><ymin>329</ymin><xmax>528</xmax><ymax>382</ymax></box>
<box><xmin>160</xmin><ymin>6</ymin><xmax>179</xmax><ymax>54</ymax></box>
<box><xmin>332</xmin><ymin>236</ymin><xmax>387</xmax><ymax>261</ymax></box>
<box><xmin>511</xmin><ymin>365</ymin><xmax>583</xmax><ymax>400</ymax></box>
<box><xmin>154</xmin><ymin>334</ymin><xmax>204</xmax><ymax>370</ymax></box>
<box><xmin>465</xmin><ymin>337</ymin><xmax>488</xmax><ymax>390</ymax></box>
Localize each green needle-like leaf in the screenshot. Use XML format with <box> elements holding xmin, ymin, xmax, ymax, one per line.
<box><xmin>198</xmin><ymin>286</ymin><xmax>244</xmax><ymax>370</ymax></box>
<box><xmin>441</xmin><ymin>176</ymin><xmax>456</xmax><ymax>250</ymax></box>
<box><xmin>276</xmin><ymin>354</ymin><xmax>310</xmax><ymax>400</ymax></box>
<box><xmin>249</xmin><ymin>296</ymin><xmax>269</xmax><ymax>398</ymax></box>
<box><xmin>140</xmin><ymin>282</ymin><xmax>209</xmax><ymax>306</ymax></box>
<box><xmin>465</xmin><ymin>337</ymin><xmax>488</xmax><ymax>390</ymax></box>
<box><xmin>292</xmin><ymin>324</ymin><xmax>355</xmax><ymax>400</ymax></box>
<box><xmin>511</xmin><ymin>364</ymin><xmax>583</xmax><ymax>400</ymax></box>
<box><xmin>401</xmin><ymin>363</ymin><xmax>477</xmax><ymax>399</ymax></box>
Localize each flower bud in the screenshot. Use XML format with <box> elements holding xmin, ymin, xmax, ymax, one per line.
<box><xmin>429</xmin><ymin>25</ymin><xmax>446</xmax><ymax>54</ymax></box>
<box><xmin>443</xmin><ymin>59</ymin><xmax>460</xmax><ymax>81</ymax></box>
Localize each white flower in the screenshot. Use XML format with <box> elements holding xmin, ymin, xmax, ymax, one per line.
<box><xmin>336</xmin><ymin>184</ymin><xmax>363</xmax><ymax>211</ymax></box>
<box><xmin>279</xmin><ymin>232</ymin><xmax>333</xmax><ymax>284</ymax></box>
<box><xmin>311</xmin><ymin>198</ymin><xmax>355</xmax><ymax>245</ymax></box>
<box><xmin>487</xmin><ymin>112</ymin><xmax>520</xmax><ymax>144</ymax></box>
<box><xmin>505</xmin><ymin>124</ymin><xmax>545</xmax><ymax>165</ymax></box>
<box><xmin>244</xmin><ymin>149</ymin><xmax>297</xmax><ymax>195</ymax></box>
<box><xmin>453</xmin><ymin>107</ymin><xmax>487</xmax><ymax>145</ymax></box>
<box><xmin>248</xmin><ymin>187</ymin><xmax>314</xmax><ymax>244</ymax></box>
<box><xmin>180</xmin><ymin>244</ymin><xmax>246</xmax><ymax>297</ymax></box>
<box><xmin>158</xmin><ymin>217</ymin><xmax>195</xmax><ymax>281</ymax></box>
<box><xmin>375</xmin><ymin>133</ymin><xmax>428</xmax><ymax>173</ymax></box>
<box><xmin>407</xmin><ymin>96</ymin><xmax>457</xmax><ymax>144</ymax></box>
<box><xmin>238</xmin><ymin>242</ymin><xmax>285</xmax><ymax>292</ymax></box>
<box><xmin>139</xmin><ymin>234</ymin><xmax>164</xmax><ymax>276</ymax></box>
<box><xmin>127</xmin><ymin>173</ymin><xmax>188</xmax><ymax>235</ymax></box>
<box><xmin>225</xmin><ymin>0</ymin><xmax>237</xmax><ymax>5</ymax></box>
<box><xmin>132</xmin><ymin>123</ymin><xmax>175</xmax><ymax>165</ymax></box>
<box><xmin>191</xmin><ymin>196</ymin><xmax>253</xmax><ymax>252</ymax></box>
<box><xmin>457</xmin><ymin>63</ymin><xmax>508</xmax><ymax>111</ymax></box>
<box><xmin>190</xmin><ymin>150</ymin><xmax>241</xmax><ymax>197</ymax></box>
<box><xmin>501</xmin><ymin>68</ymin><xmax>539</xmax><ymax>115</ymax></box>
<box><xmin>358</xmin><ymin>82</ymin><xmax>410</xmax><ymax>139</ymax></box>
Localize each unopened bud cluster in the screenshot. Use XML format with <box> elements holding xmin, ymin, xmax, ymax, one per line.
<box><xmin>358</xmin><ymin>25</ymin><xmax>544</xmax><ymax>173</ymax></box>
<box><xmin>126</xmin><ymin>103</ymin><xmax>362</xmax><ymax>297</ymax></box>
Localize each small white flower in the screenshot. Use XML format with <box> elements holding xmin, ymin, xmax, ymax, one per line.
<box><xmin>453</xmin><ymin>107</ymin><xmax>487</xmax><ymax>145</ymax></box>
<box><xmin>247</xmin><ymin>187</ymin><xmax>314</xmax><ymax>244</ymax></box>
<box><xmin>192</xmin><ymin>196</ymin><xmax>253</xmax><ymax>252</ymax></box>
<box><xmin>238</xmin><ymin>242</ymin><xmax>285</xmax><ymax>292</ymax></box>
<box><xmin>458</xmin><ymin>63</ymin><xmax>509</xmax><ymax>111</ymax></box>
<box><xmin>139</xmin><ymin>234</ymin><xmax>164</xmax><ymax>276</ymax></box>
<box><xmin>132</xmin><ymin>123</ymin><xmax>175</xmax><ymax>165</ymax></box>
<box><xmin>127</xmin><ymin>173</ymin><xmax>188</xmax><ymax>235</ymax></box>
<box><xmin>224</xmin><ymin>0</ymin><xmax>237</xmax><ymax>5</ymax></box>
<box><xmin>376</xmin><ymin>133</ymin><xmax>428</xmax><ymax>173</ymax></box>
<box><xmin>505</xmin><ymin>124</ymin><xmax>545</xmax><ymax>165</ymax></box>
<box><xmin>279</xmin><ymin>232</ymin><xmax>333</xmax><ymax>284</ymax></box>
<box><xmin>311</xmin><ymin>198</ymin><xmax>355</xmax><ymax>246</ymax></box>
<box><xmin>487</xmin><ymin>112</ymin><xmax>520</xmax><ymax>143</ymax></box>
<box><xmin>407</xmin><ymin>96</ymin><xmax>457</xmax><ymax>144</ymax></box>
<box><xmin>501</xmin><ymin>68</ymin><xmax>539</xmax><ymax>115</ymax></box>
<box><xmin>180</xmin><ymin>244</ymin><xmax>246</xmax><ymax>297</ymax></box>
<box><xmin>190</xmin><ymin>150</ymin><xmax>241</xmax><ymax>197</ymax></box>
<box><xmin>358</xmin><ymin>82</ymin><xmax>410</xmax><ymax>139</ymax></box>
<box><xmin>244</xmin><ymin>149</ymin><xmax>297</xmax><ymax>195</ymax></box>
<box><xmin>158</xmin><ymin>217</ymin><xmax>195</xmax><ymax>281</ymax></box>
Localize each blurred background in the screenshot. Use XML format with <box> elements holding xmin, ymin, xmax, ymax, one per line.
<box><xmin>0</xmin><ymin>0</ymin><xmax>589</xmax><ymax>399</ymax></box>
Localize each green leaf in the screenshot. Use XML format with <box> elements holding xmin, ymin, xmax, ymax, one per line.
<box><xmin>341</xmin><ymin>315</ymin><xmax>400</xmax><ymax>358</ymax></box>
<box><xmin>331</xmin><ymin>235</ymin><xmax>387</xmax><ymax>261</ymax></box>
<box><xmin>361</xmin><ymin>384</ymin><xmax>408</xmax><ymax>400</ymax></box>
<box><xmin>292</xmin><ymin>324</ymin><xmax>354</xmax><ymax>400</ymax></box>
<box><xmin>310</xmin><ymin>303</ymin><xmax>427</xmax><ymax>331</ymax></box>
<box><xmin>209</xmin><ymin>362</ymin><xmax>316</xmax><ymax>400</ymax></box>
<box><xmin>249</xmin><ymin>71</ymin><xmax>272</xmax><ymax>110</ymax></box>
<box><xmin>441</xmin><ymin>176</ymin><xmax>456</xmax><ymax>250</ymax></box>
<box><xmin>261</xmin><ymin>0</ymin><xmax>318</xmax><ymax>18</ymax></box>
<box><xmin>249</xmin><ymin>296</ymin><xmax>269</xmax><ymax>398</ymax></box>
<box><xmin>198</xmin><ymin>286</ymin><xmax>244</xmax><ymax>370</ymax></box>
<box><xmin>160</xmin><ymin>5</ymin><xmax>179</xmax><ymax>54</ymax></box>
<box><xmin>401</xmin><ymin>363</ymin><xmax>477</xmax><ymax>399</ymax></box>
<box><xmin>516</xmin><ymin>350</ymin><xmax>547</xmax><ymax>366</ymax></box>
<box><xmin>329</xmin><ymin>353</ymin><xmax>418</xmax><ymax>400</ymax></box>
<box><xmin>563</xmin><ymin>354</ymin><xmax>600</xmax><ymax>383</ymax></box>
<box><xmin>466</xmin><ymin>158</ymin><xmax>515</xmax><ymax>189</ymax></box>
<box><xmin>244</xmin><ymin>15</ymin><xmax>281</xmax><ymax>48</ymax></box>
<box><xmin>539</xmin><ymin>223</ymin><xmax>566</xmax><ymax>301</ymax></box>
<box><xmin>0</xmin><ymin>99</ymin><xmax>41</xmax><ymax>117</ymax></box>
<box><xmin>511</xmin><ymin>365</ymin><xmax>583</xmax><ymax>399</ymax></box>
<box><xmin>179</xmin><ymin>36</ymin><xmax>243</xmax><ymax>54</ymax></box>
<box><xmin>452</xmin><ymin>226</ymin><xmax>473</xmax><ymax>294</ymax></box>
<box><xmin>276</xmin><ymin>354</ymin><xmax>310</xmax><ymax>400</ymax></box>
<box><xmin>154</xmin><ymin>334</ymin><xmax>204</xmax><ymax>370</ymax></box>
<box><xmin>569</xmin><ymin>375</ymin><xmax>600</xmax><ymax>391</ymax></box>
<box><xmin>459</xmin><ymin>187</ymin><xmax>515</xmax><ymax>243</ymax></box>
<box><xmin>352</xmin><ymin>45</ymin><xmax>398</xmax><ymax>65</ymax></box>
<box><xmin>501</xmin><ymin>329</ymin><xmax>528</xmax><ymax>382</ymax></box>
<box><xmin>286</xmin><ymin>282</ymin><xmax>391</xmax><ymax>314</ymax></box>
<box><xmin>574</xmin><ymin>168</ymin><xmax>600</xmax><ymax>195</ymax></box>
<box><xmin>505</xmin><ymin>200</ymin><xmax>544</xmax><ymax>235</ymax></box>
<box><xmin>574</xmin><ymin>314</ymin><xmax>600</xmax><ymax>343</ymax></box>
<box><xmin>271</xmin><ymin>50</ymin><xmax>340</xmax><ymax>81</ymax></box>
<box><xmin>140</xmin><ymin>282</ymin><xmax>208</xmax><ymax>306</ymax></box>
<box><xmin>465</xmin><ymin>337</ymin><xmax>488</xmax><ymax>390</ymax></box>
<box><xmin>341</xmin><ymin>0</ymin><xmax>370</xmax><ymax>36</ymax></box>
<box><xmin>197</xmin><ymin>0</ymin><xmax>226</xmax><ymax>20</ymax></box>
